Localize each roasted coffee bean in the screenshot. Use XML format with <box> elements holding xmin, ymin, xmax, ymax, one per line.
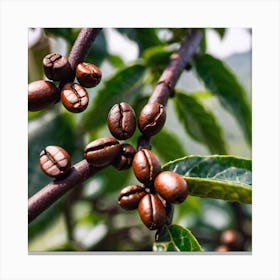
<box><xmin>112</xmin><ymin>143</ymin><xmax>136</xmax><ymax>170</ymax></box>
<box><xmin>154</xmin><ymin>171</ymin><xmax>188</xmax><ymax>204</ymax></box>
<box><xmin>76</xmin><ymin>62</ymin><xmax>102</xmax><ymax>88</ymax></box>
<box><xmin>43</xmin><ymin>53</ymin><xmax>73</xmax><ymax>81</ymax></box>
<box><xmin>84</xmin><ymin>137</ymin><xmax>120</xmax><ymax>167</ymax></box>
<box><xmin>39</xmin><ymin>145</ymin><xmax>71</xmax><ymax>178</ymax></box>
<box><xmin>132</xmin><ymin>149</ymin><xmax>161</xmax><ymax>184</ymax></box>
<box><xmin>138</xmin><ymin>194</ymin><xmax>166</xmax><ymax>230</ymax></box>
<box><xmin>138</xmin><ymin>102</ymin><xmax>166</xmax><ymax>136</ymax></box>
<box><xmin>118</xmin><ymin>185</ymin><xmax>147</xmax><ymax>210</ymax></box>
<box><xmin>60</xmin><ymin>82</ymin><xmax>89</xmax><ymax>113</ymax></box>
<box><xmin>107</xmin><ymin>102</ymin><xmax>136</xmax><ymax>140</ymax></box>
<box><xmin>28</xmin><ymin>80</ymin><xmax>59</xmax><ymax>111</ymax></box>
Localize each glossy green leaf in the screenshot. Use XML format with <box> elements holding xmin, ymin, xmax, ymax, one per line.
<box><xmin>115</xmin><ymin>28</ymin><xmax>163</xmax><ymax>54</ymax></box>
<box><xmin>153</xmin><ymin>224</ymin><xmax>203</xmax><ymax>252</ymax></box>
<box><xmin>152</xmin><ymin>129</ymin><xmax>187</xmax><ymax>163</ymax></box>
<box><xmin>163</xmin><ymin>155</ymin><xmax>252</xmax><ymax>204</ymax></box>
<box><xmin>194</xmin><ymin>54</ymin><xmax>252</xmax><ymax>144</ymax></box>
<box><xmin>174</xmin><ymin>93</ymin><xmax>227</xmax><ymax>154</ymax></box>
<box><xmin>82</xmin><ymin>63</ymin><xmax>146</xmax><ymax>131</ymax></box>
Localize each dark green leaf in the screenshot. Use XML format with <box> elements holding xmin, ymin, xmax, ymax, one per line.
<box><xmin>163</xmin><ymin>155</ymin><xmax>252</xmax><ymax>204</ymax></box>
<box><xmin>194</xmin><ymin>54</ymin><xmax>252</xmax><ymax>144</ymax></box>
<box><xmin>200</xmin><ymin>28</ymin><xmax>207</xmax><ymax>53</ymax></box>
<box><xmin>152</xmin><ymin>129</ymin><xmax>187</xmax><ymax>163</ymax></box>
<box><xmin>153</xmin><ymin>224</ymin><xmax>203</xmax><ymax>252</ymax></box>
<box><xmin>174</xmin><ymin>93</ymin><xmax>227</xmax><ymax>154</ymax></box>
<box><xmin>82</xmin><ymin>63</ymin><xmax>146</xmax><ymax>131</ymax></box>
<box><xmin>213</xmin><ymin>28</ymin><xmax>226</xmax><ymax>39</ymax></box>
<box><xmin>115</xmin><ymin>28</ymin><xmax>163</xmax><ymax>54</ymax></box>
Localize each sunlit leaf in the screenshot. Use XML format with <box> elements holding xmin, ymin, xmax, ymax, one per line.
<box><xmin>153</xmin><ymin>224</ymin><xmax>203</xmax><ymax>252</ymax></box>
<box><xmin>194</xmin><ymin>54</ymin><xmax>251</xmax><ymax>144</ymax></box>
<box><xmin>174</xmin><ymin>93</ymin><xmax>227</xmax><ymax>154</ymax></box>
<box><xmin>163</xmin><ymin>155</ymin><xmax>252</xmax><ymax>204</ymax></box>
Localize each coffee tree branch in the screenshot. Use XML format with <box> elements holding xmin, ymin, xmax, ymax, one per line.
<box><xmin>28</xmin><ymin>29</ymin><xmax>203</xmax><ymax>224</ymax></box>
<box><xmin>58</xmin><ymin>28</ymin><xmax>102</xmax><ymax>90</ymax></box>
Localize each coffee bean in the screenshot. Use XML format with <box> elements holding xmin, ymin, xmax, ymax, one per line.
<box><xmin>43</xmin><ymin>53</ymin><xmax>73</xmax><ymax>81</ymax></box>
<box><xmin>112</xmin><ymin>143</ymin><xmax>136</xmax><ymax>170</ymax></box>
<box><xmin>107</xmin><ymin>102</ymin><xmax>136</xmax><ymax>140</ymax></box>
<box><xmin>138</xmin><ymin>193</ymin><xmax>166</xmax><ymax>230</ymax></box>
<box><xmin>118</xmin><ymin>185</ymin><xmax>147</xmax><ymax>210</ymax></box>
<box><xmin>39</xmin><ymin>145</ymin><xmax>71</xmax><ymax>178</ymax></box>
<box><xmin>28</xmin><ymin>80</ymin><xmax>59</xmax><ymax>111</ymax></box>
<box><xmin>84</xmin><ymin>137</ymin><xmax>121</xmax><ymax>167</ymax></box>
<box><xmin>76</xmin><ymin>62</ymin><xmax>102</xmax><ymax>88</ymax></box>
<box><xmin>154</xmin><ymin>171</ymin><xmax>188</xmax><ymax>204</ymax></box>
<box><xmin>60</xmin><ymin>82</ymin><xmax>89</xmax><ymax>113</ymax></box>
<box><xmin>132</xmin><ymin>149</ymin><xmax>161</xmax><ymax>184</ymax></box>
<box><xmin>138</xmin><ymin>102</ymin><xmax>166</xmax><ymax>136</ymax></box>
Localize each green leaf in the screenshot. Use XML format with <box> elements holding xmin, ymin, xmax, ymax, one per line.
<box><xmin>116</xmin><ymin>28</ymin><xmax>163</xmax><ymax>54</ymax></box>
<box><xmin>152</xmin><ymin>129</ymin><xmax>187</xmax><ymax>163</ymax></box>
<box><xmin>107</xmin><ymin>54</ymin><xmax>125</xmax><ymax>68</ymax></box>
<box><xmin>163</xmin><ymin>155</ymin><xmax>252</xmax><ymax>204</ymax></box>
<box><xmin>194</xmin><ymin>54</ymin><xmax>252</xmax><ymax>144</ymax></box>
<box><xmin>143</xmin><ymin>46</ymin><xmax>173</xmax><ymax>67</ymax></box>
<box><xmin>82</xmin><ymin>63</ymin><xmax>146</xmax><ymax>131</ymax></box>
<box><xmin>213</xmin><ymin>28</ymin><xmax>226</xmax><ymax>39</ymax></box>
<box><xmin>143</xmin><ymin>46</ymin><xmax>174</xmax><ymax>82</ymax></box>
<box><xmin>174</xmin><ymin>93</ymin><xmax>227</xmax><ymax>154</ymax></box>
<box><xmin>153</xmin><ymin>224</ymin><xmax>203</xmax><ymax>252</ymax></box>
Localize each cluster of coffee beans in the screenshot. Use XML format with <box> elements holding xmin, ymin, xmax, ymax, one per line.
<box><xmin>28</xmin><ymin>53</ymin><xmax>102</xmax><ymax>113</ymax></box>
<box><xmin>119</xmin><ymin>149</ymin><xmax>188</xmax><ymax>230</ymax></box>
<box><xmin>38</xmin><ymin>98</ymin><xmax>188</xmax><ymax>231</ymax></box>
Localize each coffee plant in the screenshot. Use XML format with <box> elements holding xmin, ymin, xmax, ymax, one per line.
<box><xmin>28</xmin><ymin>28</ymin><xmax>252</xmax><ymax>252</ymax></box>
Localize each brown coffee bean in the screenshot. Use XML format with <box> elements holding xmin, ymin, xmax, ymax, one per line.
<box><xmin>84</xmin><ymin>137</ymin><xmax>120</xmax><ymax>167</ymax></box>
<box><xmin>60</xmin><ymin>82</ymin><xmax>89</xmax><ymax>113</ymax></box>
<box><xmin>138</xmin><ymin>194</ymin><xmax>166</xmax><ymax>230</ymax></box>
<box><xmin>154</xmin><ymin>171</ymin><xmax>188</xmax><ymax>204</ymax></box>
<box><xmin>118</xmin><ymin>185</ymin><xmax>147</xmax><ymax>210</ymax></box>
<box><xmin>43</xmin><ymin>53</ymin><xmax>73</xmax><ymax>81</ymax></box>
<box><xmin>138</xmin><ymin>102</ymin><xmax>166</xmax><ymax>136</ymax></box>
<box><xmin>132</xmin><ymin>149</ymin><xmax>161</xmax><ymax>184</ymax></box>
<box><xmin>112</xmin><ymin>143</ymin><xmax>136</xmax><ymax>170</ymax></box>
<box><xmin>39</xmin><ymin>146</ymin><xmax>71</xmax><ymax>178</ymax></box>
<box><xmin>107</xmin><ymin>102</ymin><xmax>136</xmax><ymax>140</ymax></box>
<box><xmin>76</xmin><ymin>62</ymin><xmax>102</xmax><ymax>88</ymax></box>
<box><xmin>28</xmin><ymin>80</ymin><xmax>59</xmax><ymax>112</ymax></box>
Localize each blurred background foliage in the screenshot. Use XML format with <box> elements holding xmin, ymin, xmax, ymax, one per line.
<box><xmin>28</xmin><ymin>28</ymin><xmax>252</xmax><ymax>251</ymax></box>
